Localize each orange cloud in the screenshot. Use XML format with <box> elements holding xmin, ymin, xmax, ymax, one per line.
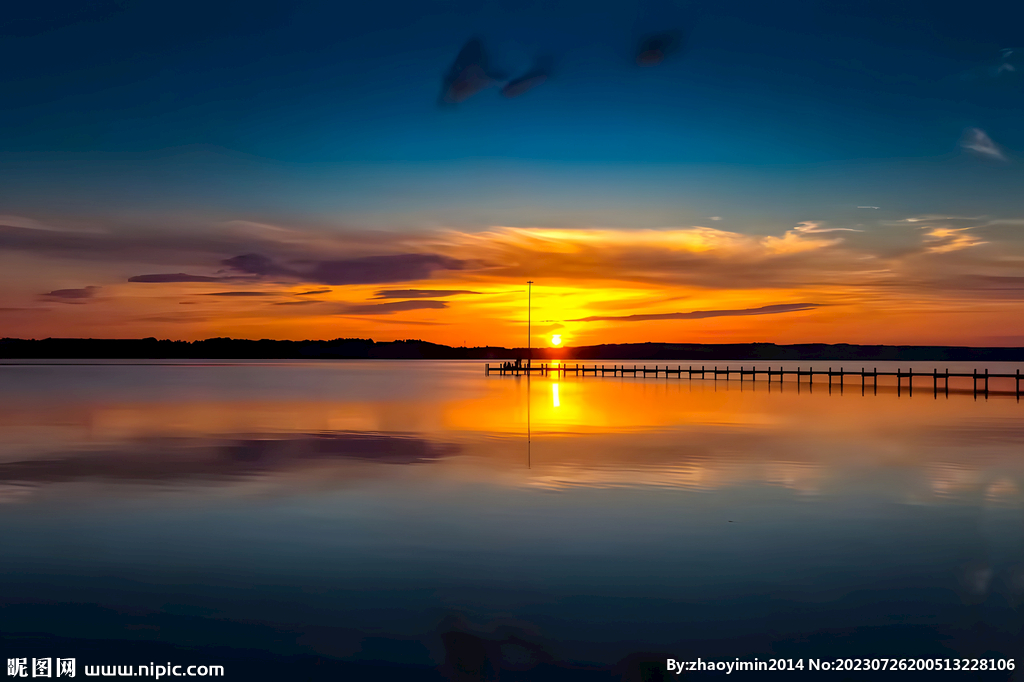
<box><xmin>1</xmin><ymin>213</ymin><xmax>1023</xmax><ymax>346</ymax></box>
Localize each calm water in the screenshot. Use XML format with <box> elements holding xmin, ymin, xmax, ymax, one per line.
<box><xmin>1</xmin><ymin>360</ymin><xmax>1022</xmax><ymax>680</ymax></box>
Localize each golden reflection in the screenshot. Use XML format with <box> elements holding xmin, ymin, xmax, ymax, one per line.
<box><xmin>2</xmin><ymin>366</ymin><xmax>1023</xmax><ymax>504</ymax></box>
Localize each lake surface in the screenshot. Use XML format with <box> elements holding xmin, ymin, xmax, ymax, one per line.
<box><xmin>1</xmin><ymin>360</ymin><xmax>1022</xmax><ymax>680</ymax></box>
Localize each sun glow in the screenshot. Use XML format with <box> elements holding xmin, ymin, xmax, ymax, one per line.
<box><xmin>551</xmin><ymin>334</ymin><xmax>562</xmax><ymax>346</ymax></box>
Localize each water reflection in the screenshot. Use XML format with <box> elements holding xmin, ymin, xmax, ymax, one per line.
<box><xmin>0</xmin><ymin>361</ymin><xmax>1021</xmax><ymax>677</ymax></box>
<box><xmin>1</xmin><ymin>361</ymin><xmax>1022</xmax><ymax>501</ymax></box>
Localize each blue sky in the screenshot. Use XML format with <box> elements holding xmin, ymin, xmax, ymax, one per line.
<box><xmin>3</xmin><ymin>0</ymin><xmax>1021</xmax><ymax>216</ymax></box>
<box><xmin>1</xmin><ymin>0</ymin><xmax>1022</xmax><ymax>344</ymax></box>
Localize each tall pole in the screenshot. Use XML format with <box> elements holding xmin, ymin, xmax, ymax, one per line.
<box><xmin>527</xmin><ymin>281</ymin><xmax>533</xmax><ymax>368</ymax></box>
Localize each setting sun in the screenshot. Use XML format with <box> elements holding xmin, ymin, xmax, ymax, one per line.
<box><xmin>551</xmin><ymin>334</ymin><xmax>562</xmax><ymax>346</ymax></box>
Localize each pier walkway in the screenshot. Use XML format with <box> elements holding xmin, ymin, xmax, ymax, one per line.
<box><xmin>485</xmin><ymin>363</ymin><xmax>1022</xmax><ymax>398</ymax></box>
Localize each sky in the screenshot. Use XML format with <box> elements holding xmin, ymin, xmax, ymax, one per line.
<box><xmin>1</xmin><ymin>0</ymin><xmax>1023</xmax><ymax>347</ymax></box>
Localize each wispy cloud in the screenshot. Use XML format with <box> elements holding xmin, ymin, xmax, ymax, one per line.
<box><xmin>961</xmin><ymin>128</ymin><xmax>1007</xmax><ymax>161</ymax></box>
<box><xmin>202</xmin><ymin>291</ymin><xmax>278</xmax><ymax>297</ymax></box>
<box><xmin>372</xmin><ymin>289</ymin><xmax>480</xmax><ymax>299</ymax></box>
<box><xmin>921</xmin><ymin>226</ymin><xmax>987</xmax><ymax>253</ymax></box>
<box><xmin>221</xmin><ymin>253</ymin><xmax>467</xmax><ymax>285</ymax></box>
<box><xmin>792</xmin><ymin>221</ymin><xmax>863</xmax><ymax>233</ymax></box>
<box><xmin>857</xmin><ymin>206</ymin><xmax>880</xmax><ymax>210</ymax></box>
<box><xmin>39</xmin><ymin>286</ymin><xmax>99</xmax><ymax>303</ymax></box>
<box><xmin>129</xmin><ymin>273</ymin><xmax>229</xmax><ymax>283</ymax></box>
<box><xmin>336</xmin><ymin>300</ymin><xmax>449</xmax><ymax>315</ymax></box>
<box><xmin>569</xmin><ymin>303</ymin><xmax>822</xmax><ymax>323</ymax></box>
<box><xmin>439</xmin><ymin>225</ymin><xmax>854</xmax><ymax>288</ymax></box>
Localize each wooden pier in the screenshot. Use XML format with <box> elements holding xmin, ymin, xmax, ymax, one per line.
<box><xmin>485</xmin><ymin>363</ymin><xmax>1023</xmax><ymax>399</ymax></box>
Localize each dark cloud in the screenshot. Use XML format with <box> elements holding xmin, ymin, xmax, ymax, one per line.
<box><xmin>273</xmin><ymin>300</ymin><xmax>322</xmax><ymax>306</ymax></box>
<box><xmin>570</xmin><ymin>303</ymin><xmax>822</xmax><ymax>323</ymax></box>
<box><xmin>953</xmin><ymin>275</ymin><xmax>1024</xmax><ymax>291</ymax></box>
<box><xmin>439</xmin><ymin>38</ymin><xmax>505</xmax><ymax>105</ymax></box>
<box><xmin>0</xmin><ymin>223</ymin><xmax>255</xmax><ymax>263</ymax></box>
<box><xmin>0</xmin><ymin>432</ymin><xmax>459</xmax><ymax>485</ymax></box>
<box><xmin>129</xmin><ymin>273</ymin><xmax>226</xmax><ymax>283</ymax></box>
<box><xmin>202</xmin><ymin>291</ymin><xmax>276</xmax><ymax>297</ymax></box>
<box><xmin>137</xmin><ymin>315</ymin><xmax>211</xmax><ymax>323</ymax></box>
<box><xmin>335</xmin><ymin>317</ymin><xmax>447</xmax><ymax>326</ymax></box>
<box><xmin>309</xmin><ymin>254</ymin><xmax>465</xmax><ymax>285</ymax></box>
<box><xmin>297</xmin><ymin>288</ymin><xmax>331</xmax><ymax>295</ymax></box>
<box><xmin>501</xmin><ymin>56</ymin><xmax>553</xmax><ymax>98</ymax></box>
<box><xmin>916</xmin><ymin>275</ymin><xmax>1024</xmax><ymax>300</ymax></box>
<box><xmin>221</xmin><ymin>252</ymin><xmax>465</xmax><ymax>285</ymax></box>
<box><xmin>372</xmin><ymin>289</ymin><xmax>480</xmax><ymax>299</ymax></box>
<box><xmin>338</xmin><ymin>300</ymin><xmax>449</xmax><ymax>315</ymax></box>
<box><xmin>219</xmin><ymin>253</ymin><xmax>291</xmax><ymax>278</ymax></box>
<box><xmin>40</xmin><ymin>286</ymin><xmax>99</xmax><ymax>303</ymax></box>
<box><xmin>636</xmin><ymin>30</ymin><xmax>684</xmax><ymax>66</ymax></box>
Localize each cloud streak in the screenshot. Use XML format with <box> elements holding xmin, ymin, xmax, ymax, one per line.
<box><xmin>792</xmin><ymin>221</ymin><xmax>863</xmax><ymax>233</ymax></box>
<box><xmin>40</xmin><ymin>286</ymin><xmax>99</xmax><ymax>303</ymax></box>
<box><xmin>129</xmin><ymin>273</ymin><xmax>228</xmax><ymax>283</ymax></box>
<box><xmin>221</xmin><ymin>253</ymin><xmax>467</xmax><ymax>285</ymax></box>
<box><xmin>372</xmin><ymin>289</ymin><xmax>480</xmax><ymax>299</ymax></box>
<box><xmin>569</xmin><ymin>303</ymin><xmax>822</xmax><ymax>323</ymax></box>
<box><xmin>961</xmin><ymin>128</ymin><xmax>1007</xmax><ymax>161</ymax></box>
<box><xmin>202</xmin><ymin>291</ymin><xmax>277</xmax><ymax>297</ymax></box>
<box><xmin>336</xmin><ymin>300</ymin><xmax>449</xmax><ymax>315</ymax></box>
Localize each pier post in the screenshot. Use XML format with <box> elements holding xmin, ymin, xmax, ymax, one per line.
<box><xmin>985</xmin><ymin>368</ymin><xmax>989</xmax><ymax>397</ymax></box>
<box><xmin>840</xmin><ymin>367</ymin><xmax>844</xmax><ymax>390</ymax></box>
<box><xmin>909</xmin><ymin>367</ymin><xmax>913</xmax><ymax>397</ymax></box>
<box><xmin>828</xmin><ymin>367</ymin><xmax>832</xmax><ymax>388</ymax></box>
<box><xmin>897</xmin><ymin>368</ymin><xmax>901</xmax><ymax>397</ymax></box>
<box><xmin>768</xmin><ymin>367</ymin><xmax>771</xmax><ymax>385</ymax></box>
<box><xmin>945</xmin><ymin>368</ymin><xmax>949</xmax><ymax>397</ymax></box>
<box><xmin>1017</xmin><ymin>369</ymin><xmax>1020</xmax><ymax>400</ymax></box>
<box><xmin>933</xmin><ymin>368</ymin><xmax>937</xmax><ymax>398</ymax></box>
<box><xmin>874</xmin><ymin>368</ymin><xmax>877</xmax><ymax>394</ymax></box>
<box><xmin>973</xmin><ymin>369</ymin><xmax>977</xmax><ymax>399</ymax></box>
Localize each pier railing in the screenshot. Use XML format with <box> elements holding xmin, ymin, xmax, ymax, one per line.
<box><xmin>484</xmin><ymin>363</ymin><xmax>1022</xmax><ymax>399</ymax></box>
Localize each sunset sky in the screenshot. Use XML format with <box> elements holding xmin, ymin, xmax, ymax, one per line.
<box><xmin>2</xmin><ymin>0</ymin><xmax>1022</xmax><ymax>347</ymax></box>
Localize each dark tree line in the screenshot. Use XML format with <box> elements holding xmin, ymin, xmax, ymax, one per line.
<box><xmin>2</xmin><ymin>337</ymin><xmax>1022</xmax><ymax>361</ymax></box>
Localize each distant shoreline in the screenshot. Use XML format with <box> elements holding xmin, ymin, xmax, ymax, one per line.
<box><xmin>2</xmin><ymin>337</ymin><xmax>1023</xmax><ymax>362</ymax></box>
